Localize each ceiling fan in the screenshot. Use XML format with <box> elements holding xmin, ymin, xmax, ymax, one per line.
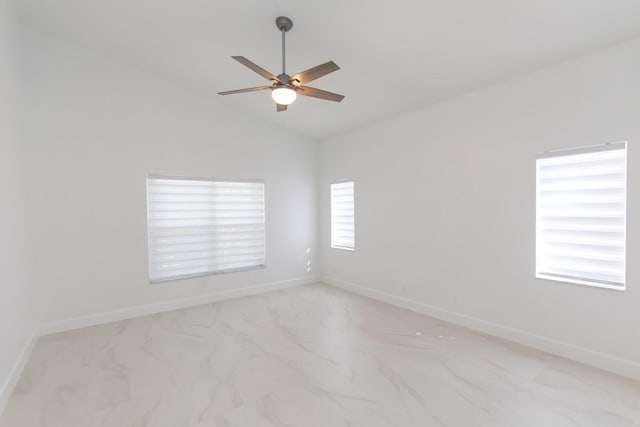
<box><xmin>218</xmin><ymin>16</ymin><xmax>345</xmax><ymax>112</ymax></box>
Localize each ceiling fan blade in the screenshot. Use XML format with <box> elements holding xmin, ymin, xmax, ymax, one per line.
<box><xmin>290</xmin><ymin>61</ymin><xmax>340</xmax><ymax>85</ymax></box>
<box><xmin>232</xmin><ymin>56</ymin><xmax>281</xmax><ymax>82</ymax></box>
<box><xmin>218</xmin><ymin>86</ymin><xmax>271</xmax><ymax>96</ymax></box>
<box><xmin>297</xmin><ymin>86</ymin><xmax>345</xmax><ymax>102</ymax></box>
<box><xmin>276</xmin><ymin>103</ymin><xmax>288</xmax><ymax>112</ymax></box>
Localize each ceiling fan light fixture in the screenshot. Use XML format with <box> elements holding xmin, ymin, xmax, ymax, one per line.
<box><xmin>218</xmin><ymin>16</ymin><xmax>344</xmax><ymax>111</ymax></box>
<box><xmin>271</xmin><ymin>86</ymin><xmax>297</xmax><ymax>105</ymax></box>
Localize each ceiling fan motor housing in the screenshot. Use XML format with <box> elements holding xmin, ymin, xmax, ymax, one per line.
<box><xmin>275</xmin><ymin>73</ymin><xmax>298</xmax><ymax>87</ymax></box>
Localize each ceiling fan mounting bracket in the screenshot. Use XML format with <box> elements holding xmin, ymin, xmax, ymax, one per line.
<box><xmin>275</xmin><ymin>16</ymin><xmax>293</xmax><ymax>32</ymax></box>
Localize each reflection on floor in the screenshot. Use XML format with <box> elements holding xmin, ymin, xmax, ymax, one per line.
<box><xmin>2</xmin><ymin>283</ymin><xmax>639</xmax><ymax>426</ymax></box>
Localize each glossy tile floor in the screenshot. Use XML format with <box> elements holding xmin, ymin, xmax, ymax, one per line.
<box><xmin>2</xmin><ymin>284</ymin><xmax>640</xmax><ymax>426</ymax></box>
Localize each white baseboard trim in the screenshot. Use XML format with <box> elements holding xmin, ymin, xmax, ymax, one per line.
<box><xmin>0</xmin><ymin>326</ymin><xmax>39</xmax><ymax>416</ymax></box>
<box><xmin>0</xmin><ymin>277</ymin><xmax>315</xmax><ymax>418</ymax></box>
<box><xmin>39</xmin><ymin>276</ymin><xmax>316</xmax><ymax>336</ymax></box>
<box><xmin>322</xmin><ymin>276</ymin><xmax>640</xmax><ymax>381</ymax></box>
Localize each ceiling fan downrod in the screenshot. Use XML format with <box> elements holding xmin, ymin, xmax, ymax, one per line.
<box><xmin>275</xmin><ymin>16</ymin><xmax>293</xmax><ymax>76</ymax></box>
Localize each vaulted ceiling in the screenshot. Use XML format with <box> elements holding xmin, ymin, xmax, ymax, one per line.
<box><xmin>17</xmin><ymin>0</ymin><xmax>640</xmax><ymax>140</ymax></box>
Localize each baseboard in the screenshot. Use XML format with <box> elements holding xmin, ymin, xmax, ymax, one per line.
<box><xmin>0</xmin><ymin>277</ymin><xmax>315</xmax><ymax>418</ymax></box>
<box><xmin>39</xmin><ymin>276</ymin><xmax>316</xmax><ymax>336</ymax></box>
<box><xmin>0</xmin><ymin>326</ymin><xmax>39</xmax><ymax>416</ymax></box>
<box><xmin>322</xmin><ymin>276</ymin><xmax>640</xmax><ymax>381</ymax></box>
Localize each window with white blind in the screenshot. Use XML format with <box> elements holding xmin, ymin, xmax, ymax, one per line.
<box><xmin>331</xmin><ymin>180</ymin><xmax>355</xmax><ymax>251</ymax></box>
<box><xmin>536</xmin><ymin>142</ymin><xmax>627</xmax><ymax>290</ymax></box>
<box><xmin>146</xmin><ymin>175</ymin><xmax>265</xmax><ymax>283</ymax></box>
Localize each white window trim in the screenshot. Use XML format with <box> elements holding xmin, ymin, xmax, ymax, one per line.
<box><xmin>535</xmin><ymin>142</ymin><xmax>627</xmax><ymax>291</ymax></box>
<box><xmin>331</xmin><ymin>179</ymin><xmax>355</xmax><ymax>251</ymax></box>
<box><xmin>146</xmin><ymin>174</ymin><xmax>266</xmax><ymax>283</ymax></box>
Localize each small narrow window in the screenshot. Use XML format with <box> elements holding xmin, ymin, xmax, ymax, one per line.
<box><xmin>146</xmin><ymin>175</ymin><xmax>265</xmax><ymax>283</ymax></box>
<box><xmin>536</xmin><ymin>142</ymin><xmax>627</xmax><ymax>290</ymax></box>
<box><xmin>331</xmin><ymin>180</ymin><xmax>355</xmax><ymax>251</ymax></box>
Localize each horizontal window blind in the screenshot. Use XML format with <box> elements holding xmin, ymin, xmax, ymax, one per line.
<box><xmin>331</xmin><ymin>180</ymin><xmax>355</xmax><ymax>250</ymax></box>
<box><xmin>147</xmin><ymin>176</ymin><xmax>265</xmax><ymax>283</ymax></box>
<box><xmin>536</xmin><ymin>142</ymin><xmax>627</xmax><ymax>289</ymax></box>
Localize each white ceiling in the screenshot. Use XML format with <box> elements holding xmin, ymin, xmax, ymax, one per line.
<box><xmin>17</xmin><ymin>0</ymin><xmax>640</xmax><ymax>140</ymax></box>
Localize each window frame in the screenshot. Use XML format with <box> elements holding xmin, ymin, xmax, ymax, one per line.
<box><xmin>535</xmin><ymin>142</ymin><xmax>628</xmax><ymax>291</ymax></box>
<box><xmin>330</xmin><ymin>179</ymin><xmax>355</xmax><ymax>251</ymax></box>
<box><xmin>146</xmin><ymin>174</ymin><xmax>266</xmax><ymax>283</ymax></box>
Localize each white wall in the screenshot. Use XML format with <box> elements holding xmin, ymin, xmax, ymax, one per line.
<box><xmin>7</xmin><ymin>14</ymin><xmax>640</xmax><ymax>397</ymax></box>
<box><xmin>320</xmin><ymin>38</ymin><xmax>640</xmax><ymax>377</ymax></box>
<box><xmin>0</xmin><ymin>0</ymin><xmax>36</xmax><ymax>409</ymax></box>
<box><xmin>21</xmin><ymin>26</ymin><xmax>319</xmax><ymax>326</ymax></box>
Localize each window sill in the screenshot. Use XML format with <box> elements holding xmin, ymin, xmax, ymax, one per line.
<box><xmin>536</xmin><ymin>273</ymin><xmax>625</xmax><ymax>291</ymax></box>
<box><xmin>150</xmin><ymin>264</ymin><xmax>266</xmax><ymax>284</ymax></box>
<box><xmin>331</xmin><ymin>246</ymin><xmax>355</xmax><ymax>252</ymax></box>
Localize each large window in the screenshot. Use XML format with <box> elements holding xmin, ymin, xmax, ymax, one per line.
<box><xmin>536</xmin><ymin>142</ymin><xmax>627</xmax><ymax>290</ymax></box>
<box><xmin>331</xmin><ymin>180</ymin><xmax>355</xmax><ymax>251</ymax></box>
<box><xmin>146</xmin><ymin>175</ymin><xmax>265</xmax><ymax>283</ymax></box>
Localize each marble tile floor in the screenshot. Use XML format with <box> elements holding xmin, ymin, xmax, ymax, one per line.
<box><xmin>2</xmin><ymin>283</ymin><xmax>639</xmax><ymax>427</ymax></box>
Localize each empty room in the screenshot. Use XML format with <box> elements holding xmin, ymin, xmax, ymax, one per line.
<box><xmin>1</xmin><ymin>0</ymin><xmax>640</xmax><ymax>425</ymax></box>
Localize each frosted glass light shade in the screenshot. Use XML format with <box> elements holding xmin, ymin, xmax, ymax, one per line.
<box><xmin>272</xmin><ymin>86</ymin><xmax>297</xmax><ymax>105</ymax></box>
